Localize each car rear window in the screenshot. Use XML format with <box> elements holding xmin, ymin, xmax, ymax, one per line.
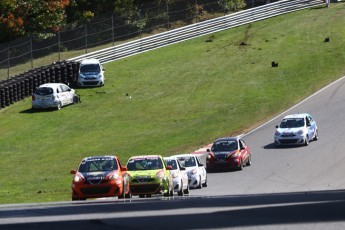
<box><xmin>34</xmin><ymin>87</ymin><xmax>54</xmax><ymax>95</ymax></box>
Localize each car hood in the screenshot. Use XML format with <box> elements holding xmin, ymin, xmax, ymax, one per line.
<box><xmin>80</xmin><ymin>171</ymin><xmax>113</xmax><ymax>180</ymax></box>
<box><xmin>128</xmin><ymin>169</ymin><xmax>161</xmax><ymax>178</ymax></box>
<box><xmin>277</xmin><ymin>127</ymin><xmax>305</xmax><ymax>134</ymax></box>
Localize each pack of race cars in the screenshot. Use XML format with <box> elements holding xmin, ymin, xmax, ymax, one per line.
<box><xmin>70</xmin><ymin>113</ymin><xmax>318</xmax><ymax>200</ymax></box>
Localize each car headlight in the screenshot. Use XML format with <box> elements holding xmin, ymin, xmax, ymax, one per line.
<box><xmin>109</xmin><ymin>172</ymin><xmax>119</xmax><ymax>180</ymax></box>
<box><xmin>231</xmin><ymin>151</ymin><xmax>240</xmax><ymax>158</ymax></box>
<box><xmin>297</xmin><ymin>129</ymin><xmax>306</xmax><ymax>135</ymax></box>
<box><xmin>172</xmin><ymin>172</ymin><xmax>179</xmax><ymax>178</ymax></box>
<box><xmin>73</xmin><ymin>174</ymin><xmax>84</xmax><ymax>183</ymax></box>
<box><xmin>275</xmin><ymin>130</ymin><xmax>281</xmax><ymax>136</ymax></box>
<box><xmin>79</xmin><ymin>74</ymin><xmax>85</xmax><ymax>79</ymax></box>
<box><xmin>191</xmin><ymin>168</ymin><xmax>197</xmax><ymax>174</ymax></box>
<box><xmin>156</xmin><ymin>169</ymin><xmax>165</xmax><ymax>179</ymax></box>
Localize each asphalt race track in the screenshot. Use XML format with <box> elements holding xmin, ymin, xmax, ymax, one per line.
<box><xmin>1</xmin><ymin>76</ymin><xmax>345</xmax><ymax>229</ymax></box>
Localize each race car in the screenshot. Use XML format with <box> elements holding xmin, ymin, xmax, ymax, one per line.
<box><xmin>206</xmin><ymin>136</ymin><xmax>252</xmax><ymax>172</ymax></box>
<box><xmin>172</xmin><ymin>154</ymin><xmax>207</xmax><ymax>189</ymax></box>
<box><xmin>164</xmin><ymin>156</ymin><xmax>189</xmax><ymax>196</ymax></box>
<box><xmin>126</xmin><ymin>155</ymin><xmax>173</xmax><ymax>198</ymax></box>
<box><xmin>70</xmin><ymin>155</ymin><xmax>130</xmax><ymax>200</ymax></box>
<box><xmin>274</xmin><ymin>113</ymin><xmax>318</xmax><ymax>146</ymax></box>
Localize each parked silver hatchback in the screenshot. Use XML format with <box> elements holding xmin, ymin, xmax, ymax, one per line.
<box><xmin>32</xmin><ymin>83</ymin><xmax>79</xmax><ymax>110</ymax></box>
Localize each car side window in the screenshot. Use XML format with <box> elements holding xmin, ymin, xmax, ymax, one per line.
<box><xmin>240</xmin><ymin>139</ymin><xmax>247</xmax><ymax>149</ymax></box>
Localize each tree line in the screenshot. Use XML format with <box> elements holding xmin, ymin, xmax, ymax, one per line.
<box><xmin>0</xmin><ymin>0</ymin><xmax>247</xmax><ymax>44</ymax></box>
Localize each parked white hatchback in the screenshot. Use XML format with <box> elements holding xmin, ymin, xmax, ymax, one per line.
<box><xmin>78</xmin><ymin>58</ymin><xmax>105</xmax><ymax>87</ymax></box>
<box><xmin>164</xmin><ymin>156</ymin><xmax>189</xmax><ymax>196</ymax></box>
<box><xmin>172</xmin><ymin>154</ymin><xmax>207</xmax><ymax>189</ymax></box>
<box><xmin>32</xmin><ymin>83</ymin><xmax>79</xmax><ymax>110</ymax></box>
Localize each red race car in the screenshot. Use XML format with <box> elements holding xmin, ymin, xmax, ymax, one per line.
<box><xmin>70</xmin><ymin>156</ymin><xmax>131</xmax><ymax>200</ymax></box>
<box><xmin>206</xmin><ymin>136</ymin><xmax>252</xmax><ymax>172</ymax></box>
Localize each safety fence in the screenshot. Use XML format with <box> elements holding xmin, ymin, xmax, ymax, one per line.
<box><xmin>0</xmin><ymin>0</ymin><xmax>325</xmax><ymax>110</ymax></box>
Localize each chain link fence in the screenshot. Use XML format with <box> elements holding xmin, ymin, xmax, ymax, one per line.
<box><xmin>0</xmin><ymin>0</ymin><xmax>272</xmax><ymax>81</ymax></box>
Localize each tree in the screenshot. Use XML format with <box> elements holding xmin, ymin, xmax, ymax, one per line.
<box><xmin>0</xmin><ymin>0</ymin><xmax>70</xmax><ymax>42</ymax></box>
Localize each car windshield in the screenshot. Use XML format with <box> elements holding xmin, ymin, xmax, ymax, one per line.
<box><xmin>78</xmin><ymin>158</ymin><xmax>118</xmax><ymax>172</ymax></box>
<box><xmin>80</xmin><ymin>64</ymin><xmax>100</xmax><ymax>73</ymax></box>
<box><xmin>280</xmin><ymin>118</ymin><xmax>305</xmax><ymax>128</ymax></box>
<box><xmin>127</xmin><ymin>157</ymin><xmax>163</xmax><ymax>171</ymax></box>
<box><xmin>34</xmin><ymin>87</ymin><xmax>53</xmax><ymax>95</ymax></box>
<box><xmin>211</xmin><ymin>140</ymin><xmax>238</xmax><ymax>152</ymax></box>
<box><xmin>165</xmin><ymin>159</ymin><xmax>178</xmax><ymax>170</ymax></box>
<box><xmin>176</xmin><ymin>156</ymin><xmax>196</xmax><ymax>167</ymax></box>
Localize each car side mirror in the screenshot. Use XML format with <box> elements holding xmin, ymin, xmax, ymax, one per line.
<box><xmin>180</xmin><ymin>166</ymin><xmax>186</xmax><ymax>171</ymax></box>
<box><xmin>206</xmin><ymin>149</ymin><xmax>210</xmax><ymax>152</ymax></box>
<box><xmin>275</xmin><ymin>125</ymin><xmax>278</xmax><ymax>128</ymax></box>
<box><xmin>70</xmin><ymin>169</ymin><xmax>76</xmax><ymax>174</ymax></box>
<box><xmin>199</xmin><ymin>163</ymin><xmax>204</xmax><ymax>167</ymax></box>
<box><xmin>121</xmin><ymin>166</ymin><xmax>128</xmax><ymax>171</ymax></box>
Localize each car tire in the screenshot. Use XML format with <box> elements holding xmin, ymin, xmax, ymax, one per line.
<box><xmin>202</xmin><ymin>176</ymin><xmax>207</xmax><ymax>187</ymax></box>
<box><xmin>197</xmin><ymin>176</ymin><xmax>202</xmax><ymax>189</ymax></box>
<box><xmin>73</xmin><ymin>95</ymin><xmax>80</xmax><ymax>104</ymax></box>
<box><xmin>246</xmin><ymin>155</ymin><xmax>252</xmax><ymax>166</ymax></box>
<box><xmin>118</xmin><ymin>183</ymin><xmax>126</xmax><ymax>199</ymax></box>
<box><xmin>313</xmin><ymin>130</ymin><xmax>318</xmax><ymax>141</ymax></box>
<box><xmin>184</xmin><ymin>185</ymin><xmax>190</xmax><ymax>195</ymax></box>
<box><xmin>304</xmin><ymin>136</ymin><xmax>309</xmax><ymax>146</ymax></box>
<box><xmin>178</xmin><ymin>181</ymin><xmax>184</xmax><ymax>196</ymax></box>
<box><xmin>57</xmin><ymin>102</ymin><xmax>62</xmax><ymax>110</ymax></box>
<box><xmin>238</xmin><ymin>159</ymin><xmax>243</xmax><ymax>171</ymax></box>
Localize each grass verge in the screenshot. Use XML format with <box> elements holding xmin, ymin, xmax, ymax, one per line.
<box><xmin>0</xmin><ymin>3</ymin><xmax>344</xmax><ymax>204</ymax></box>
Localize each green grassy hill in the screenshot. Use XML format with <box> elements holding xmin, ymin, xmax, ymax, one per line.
<box><xmin>0</xmin><ymin>3</ymin><xmax>344</xmax><ymax>204</ymax></box>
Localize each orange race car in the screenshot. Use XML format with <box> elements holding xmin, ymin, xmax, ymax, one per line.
<box><xmin>70</xmin><ymin>156</ymin><xmax>131</xmax><ymax>200</ymax></box>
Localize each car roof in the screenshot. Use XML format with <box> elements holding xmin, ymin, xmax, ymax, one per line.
<box><xmin>82</xmin><ymin>156</ymin><xmax>117</xmax><ymax>161</ymax></box>
<box><xmin>80</xmin><ymin>58</ymin><xmax>100</xmax><ymax>65</ymax></box>
<box><xmin>38</xmin><ymin>83</ymin><xmax>67</xmax><ymax>89</ymax></box>
<box><xmin>214</xmin><ymin>136</ymin><xmax>239</xmax><ymax>142</ymax></box>
<box><xmin>283</xmin><ymin>113</ymin><xmax>310</xmax><ymax>119</ymax></box>
<box><xmin>172</xmin><ymin>154</ymin><xmax>197</xmax><ymax>158</ymax></box>
<box><xmin>129</xmin><ymin>155</ymin><xmax>162</xmax><ymax>159</ymax></box>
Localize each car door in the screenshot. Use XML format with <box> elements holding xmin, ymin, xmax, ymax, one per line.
<box><xmin>196</xmin><ymin>156</ymin><xmax>206</xmax><ymax>183</ymax></box>
<box><xmin>61</xmin><ymin>84</ymin><xmax>74</xmax><ymax>105</ymax></box>
<box><xmin>56</xmin><ymin>85</ymin><xmax>67</xmax><ymax>106</ymax></box>
<box><xmin>306</xmin><ymin>115</ymin><xmax>316</xmax><ymax>140</ymax></box>
<box><xmin>239</xmin><ymin>139</ymin><xmax>250</xmax><ymax>162</ymax></box>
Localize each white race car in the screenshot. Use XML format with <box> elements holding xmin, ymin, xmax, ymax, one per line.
<box><xmin>274</xmin><ymin>113</ymin><xmax>318</xmax><ymax>147</ymax></box>
<box><xmin>172</xmin><ymin>154</ymin><xmax>207</xmax><ymax>189</ymax></box>
<box><xmin>32</xmin><ymin>83</ymin><xmax>79</xmax><ymax>110</ymax></box>
<box><xmin>164</xmin><ymin>156</ymin><xmax>189</xmax><ymax>196</ymax></box>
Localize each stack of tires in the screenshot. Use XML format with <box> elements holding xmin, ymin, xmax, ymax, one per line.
<box><xmin>0</xmin><ymin>60</ymin><xmax>79</xmax><ymax>110</ymax></box>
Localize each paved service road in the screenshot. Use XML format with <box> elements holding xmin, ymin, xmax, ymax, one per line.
<box><xmin>1</xmin><ymin>77</ymin><xmax>345</xmax><ymax>229</ymax></box>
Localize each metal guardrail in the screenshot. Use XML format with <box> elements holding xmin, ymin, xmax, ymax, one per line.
<box><xmin>0</xmin><ymin>0</ymin><xmax>325</xmax><ymax>111</ymax></box>
<box><xmin>69</xmin><ymin>0</ymin><xmax>325</xmax><ymax>64</ymax></box>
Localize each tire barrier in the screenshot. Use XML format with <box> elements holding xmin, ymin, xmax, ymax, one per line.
<box><xmin>0</xmin><ymin>60</ymin><xmax>79</xmax><ymax>110</ymax></box>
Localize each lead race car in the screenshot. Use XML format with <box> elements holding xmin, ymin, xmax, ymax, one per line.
<box><xmin>274</xmin><ymin>113</ymin><xmax>318</xmax><ymax>147</ymax></box>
